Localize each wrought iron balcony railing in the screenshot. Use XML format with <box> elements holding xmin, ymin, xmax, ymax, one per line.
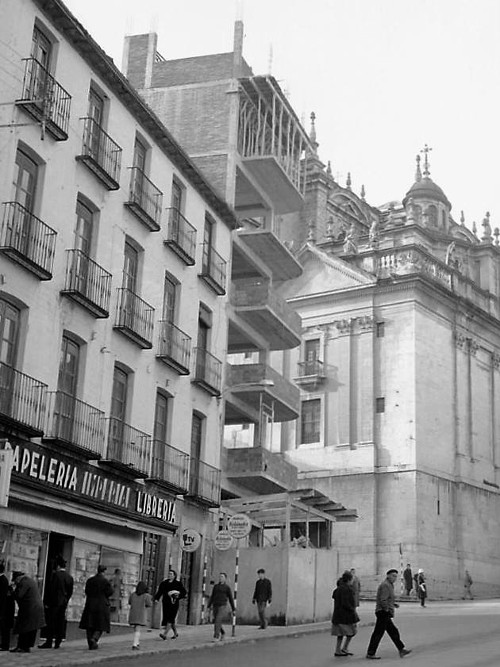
<box><xmin>0</xmin><ymin>363</ymin><xmax>47</xmax><ymax>436</ymax></box>
<box><xmin>192</xmin><ymin>348</ymin><xmax>222</xmax><ymax>396</ymax></box>
<box><xmin>76</xmin><ymin>117</ymin><xmax>122</xmax><ymax>190</ymax></box>
<box><xmin>156</xmin><ymin>320</ymin><xmax>191</xmax><ymax>375</ymax></box>
<box><xmin>114</xmin><ymin>288</ymin><xmax>154</xmax><ymax>349</ymax></box>
<box><xmin>61</xmin><ymin>249</ymin><xmax>112</xmax><ymax>318</ymax></box>
<box><xmin>149</xmin><ymin>439</ymin><xmax>190</xmax><ymax>494</ymax></box>
<box><xmin>0</xmin><ymin>201</ymin><xmax>56</xmax><ymax>280</ymax></box>
<box><xmin>16</xmin><ymin>57</ymin><xmax>71</xmax><ymax>140</ymax></box>
<box><xmin>44</xmin><ymin>391</ymin><xmax>106</xmax><ymax>459</ymax></box>
<box><xmin>296</xmin><ymin>359</ymin><xmax>326</xmax><ymax>377</ymax></box>
<box><xmin>104</xmin><ymin>417</ymin><xmax>151</xmax><ymax>477</ymax></box>
<box><xmin>188</xmin><ymin>459</ymin><xmax>221</xmax><ymax>506</ymax></box>
<box><xmin>200</xmin><ymin>243</ymin><xmax>227</xmax><ymax>295</ymax></box>
<box><xmin>125</xmin><ymin>167</ymin><xmax>163</xmax><ymax>231</ymax></box>
<box><xmin>164</xmin><ymin>208</ymin><xmax>196</xmax><ymax>265</ymax></box>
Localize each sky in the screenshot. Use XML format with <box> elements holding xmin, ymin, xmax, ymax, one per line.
<box><xmin>63</xmin><ymin>0</ymin><xmax>500</xmax><ymax>229</ymax></box>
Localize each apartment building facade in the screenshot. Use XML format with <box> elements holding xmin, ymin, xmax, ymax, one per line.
<box><xmin>0</xmin><ymin>0</ymin><xmax>237</xmax><ymax>623</ymax></box>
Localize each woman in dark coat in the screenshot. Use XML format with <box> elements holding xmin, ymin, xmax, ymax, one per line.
<box><xmin>331</xmin><ymin>570</ymin><xmax>359</xmax><ymax>657</ymax></box>
<box><xmin>79</xmin><ymin>565</ymin><xmax>113</xmax><ymax>650</ymax></box>
<box><xmin>11</xmin><ymin>572</ymin><xmax>45</xmax><ymax>653</ymax></box>
<box><xmin>154</xmin><ymin>569</ymin><xmax>187</xmax><ymax>639</ymax></box>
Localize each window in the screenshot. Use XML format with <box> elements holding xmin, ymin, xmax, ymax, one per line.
<box><xmin>111</xmin><ymin>366</ymin><xmax>128</xmax><ymax>423</ymax></box>
<box><xmin>190</xmin><ymin>412</ymin><xmax>204</xmax><ymax>494</ymax></box>
<box><xmin>153</xmin><ymin>392</ymin><xmax>169</xmax><ymax>443</ymax></box>
<box><xmin>202</xmin><ymin>215</ymin><xmax>214</xmax><ymax>272</ymax></box>
<box><xmin>86</xmin><ymin>88</ymin><xmax>105</xmax><ymax>160</ymax></box>
<box><xmin>13</xmin><ymin>149</ymin><xmax>38</xmax><ymax>213</ymax></box>
<box><xmin>31</xmin><ymin>25</ymin><xmax>52</xmax><ymax>69</ymax></box>
<box><xmin>304</xmin><ymin>339</ymin><xmax>320</xmax><ymax>374</ymax></box>
<box><xmin>376</xmin><ymin>322</ymin><xmax>385</xmax><ymax>338</ymax></box>
<box><xmin>0</xmin><ymin>299</ymin><xmax>20</xmax><ymax>367</ymax></box>
<box><xmin>171</xmin><ymin>179</ymin><xmax>183</xmax><ymax>213</ymax></box>
<box><xmin>163</xmin><ymin>274</ymin><xmax>178</xmax><ymax>323</ymax></box>
<box><xmin>376</xmin><ymin>397</ymin><xmax>385</xmax><ymax>413</ymax></box>
<box><xmin>300</xmin><ymin>399</ymin><xmax>321</xmax><ymax>444</ymax></box>
<box><xmin>55</xmin><ymin>336</ymin><xmax>80</xmax><ymax>441</ymax></box>
<box><xmin>131</xmin><ymin>137</ymin><xmax>147</xmax><ymax>204</ymax></box>
<box><xmin>123</xmin><ymin>241</ymin><xmax>139</xmax><ymax>292</ymax></box>
<box><xmin>197</xmin><ymin>304</ymin><xmax>212</xmax><ymax>352</ymax></box>
<box><xmin>74</xmin><ymin>199</ymin><xmax>93</xmax><ymax>255</ymax></box>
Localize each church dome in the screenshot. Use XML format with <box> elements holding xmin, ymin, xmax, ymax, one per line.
<box><xmin>402</xmin><ymin>150</ymin><xmax>451</xmax><ymax>210</ymax></box>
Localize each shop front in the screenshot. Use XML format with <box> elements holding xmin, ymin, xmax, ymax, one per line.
<box><xmin>0</xmin><ymin>437</ymin><xmax>178</xmax><ymax>623</ymax></box>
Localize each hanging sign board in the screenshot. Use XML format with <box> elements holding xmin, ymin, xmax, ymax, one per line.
<box><xmin>214</xmin><ymin>530</ymin><xmax>234</xmax><ymax>551</ymax></box>
<box><xmin>227</xmin><ymin>513</ymin><xmax>252</xmax><ymax>539</ymax></box>
<box><xmin>180</xmin><ymin>528</ymin><xmax>202</xmax><ymax>552</ymax></box>
<box><xmin>0</xmin><ymin>440</ymin><xmax>13</xmax><ymax>508</ymax></box>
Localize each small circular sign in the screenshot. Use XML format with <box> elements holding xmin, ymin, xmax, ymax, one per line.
<box><xmin>214</xmin><ymin>530</ymin><xmax>234</xmax><ymax>551</ymax></box>
<box><xmin>227</xmin><ymin>513</ymin><xmax>252</xmax><ymax>539</ymax></box>
<box><xmin>180</xmin><ymin>528</ymin><xmax>201</xmax><ymax>552</ymax></box>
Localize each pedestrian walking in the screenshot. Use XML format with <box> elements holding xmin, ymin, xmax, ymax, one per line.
<box><xmin>416</xmin><ymin>568</ymin><xmax>427</xmax><ymax>607</ymax></box>
<box><xmin>79</xmin><ymin>564</ymin><xmax>113</xmax><ymax>650</ymax></box>
<box><xmin>0</xmin><ymin>562</ymin><xmax>14</xmax><ymax>651</ymax></box>
<box><xmin>462</xmin><ymin>570</ymin><xmax>473</xmax><ymax>600</ymax></box>
<box><xmin>403</xmin><ymin>564</ymin><xmax>413</xmax><ymax>596</ymax></box>
<box><xmin>154</xmin><ymin>569</ymin><xmax>187</xmax><ymax>640</ymax></box>
<box><xmin>207</xmin><ymin>572</ymin><xmax>235</xmax><ymax>642</ymax></box>
<box><xmin>39</xmin><ymin>556</ymin><xmax>73</xmax><ymax>649</ymax></box>
<box><xmin>365</xmin><ymin>568</ymin><xmax>412</xmax><ymax>660</ymax></box>
<box><xmin>128</xmin><ymin>581</ymin><xmax>152</xmax><ymax>650</ymax></box>
<box><xmin>331</xmin><ymin>570</ymin><xmax>359</xmax><ymax>657</ymax></box>
<box><xmin>350</xmin><ymin>568</ymin><xmax>361</xmax><ymax>607</ymax></box>
<box><xmin>252</xmin><ymin>568</ymin><xmax>272</xmax><ymax>629</ymax></box>
<box><xmin>10</xmin><ymin>571</ymin><xmax>45</xmax><ymax>653</ymax></box>
<box><xmin>109</xmin><ymin>567</ymin><xmax>123</xmax><ymax>622</ymax></box>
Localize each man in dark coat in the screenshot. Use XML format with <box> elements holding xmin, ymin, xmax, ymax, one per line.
<box><xmin>10</xmin><ymin>572</ymin><xmax>45</xmax><ymax>653</ymax></box>
<box><xmin>79</xmin><ymin>565</ymin><xmax>113</xmax><ymax>650</ymax></box>
<box><xmin>252</xmin><ymin>568</ymin><xmax>272</xmax><ymax>629</ymax></box>
<box><xmin>40</xmin><ymin>556</ymin><xmax>74</xmax><ymax>649</ymax></box>
<box><xmin>403</xmin><ymin>564</ymin><xmax>413</xmax><ymax>596</ymax></box>
<box><xmin>207</xmin><ymin>573</ymin><xmax>235</xmax><ymax>641</ymax></box>
<box><xmin>0</xmin><ymin>562</ymin><xmax>14</xmax><ymax>650</ymax></box>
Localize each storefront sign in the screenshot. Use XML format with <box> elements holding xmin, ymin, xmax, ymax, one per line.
<box><xmin>10</xmin><ymin>441</ymin><xmax>177</xmax><ymax>529</ymax></box>
<box><xmin>180</xmin><ymin>528</ymin><xmax>202</xmax><ymax>552</ymax></box>
<box><xmin>227</xmin><ymin>513</ymin><xmax>252</xmax><ymax>539</ymax></box>
<box><xmin>214</xmin><ymin>530</ymin><xmax>234</xmax><ymax>551</ymax></box>
<box><xmin>0</xmin><ymin>440</ymin><xmax>13</xmax><ymax>508</ymax></box>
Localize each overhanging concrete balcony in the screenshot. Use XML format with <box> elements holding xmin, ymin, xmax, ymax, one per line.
<box><xmin>225</xmin><ymin>363</ymin><xmax>300</xmax><ymax>424</ymax></box>
<box><xmin>230</xmin><ymin>279</ymin><xmax>301</xmax><ymax>350</ymax></box>
<box><xmin>237</xmin><ymin>76</ymin><xmax>312</xmax><ymax>214</ymax></box>
<box><xmin>223</xmin><ymin>446</ymin><xmax>297</xmax><ymax>494</ymax></box>
<box><xmin>233</xmin><ymin>228</ymin><xmax>303</xmax><ymax>282</ymax></box>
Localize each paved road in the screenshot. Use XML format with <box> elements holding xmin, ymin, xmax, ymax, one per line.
<box><xmin>98</xmin><ymin>600</ymin><xmax>500</xmax><ymax>667</ymax></box>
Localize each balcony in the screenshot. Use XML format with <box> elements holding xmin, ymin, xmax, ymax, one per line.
<box><xmin>16</xmin><ymin>58</ymin><xmax>71</xmax><ymax>141</ymax></box>
<box><xmin>231</xmin><ymin>278</ymin><xmax>302</xmax><ymax>350</ymax></box>
<box><xmin>237</xmin><ymin>76</ymin><xmax>312</xmax><ymax>214</ymax></box>
<box><xmin>187</xmin><ymin>459</ymin><xmax>221</xmax><ymax>507</ymax></box>
<box><xmin>102</xmin><ymin>417</ymin><xmax>151</xmax><ymax>478</ymax></box>
<box><xmin>76</xmin><ymin>117</ymin><xmax>122</xmax><ymax>190</ymax></box>
<box><xmin>199</xmin><ymin>244</ymin><xmax>227</xmax><ymax>295</ymax></box>
<box><xmin>124</xmin><ymin>167</ymin><xmax>163</xmax><ymax>231</ymax></box>
<box><xmin>114</xmin><ymin>288</ymin><xmax>154</xmax><ymax>349</ymax></box>
<box><xmin>0</xmin><ymin>202</ymin><xmax>56</xmax><ymax>279</ymax></box>
<box><xmin>0</xmin><ymin>363</ymin><xmax>47</xmax><ymax>437</ymax></box>
<box><xmin>223</xmin><ymin>446</ymin><xmax>297</xmax><ymax>495</ymax></box>
<box><xmin>61</xmin><ymin>249</ymin><xmax>112</xmax><ymax>318</ymax></box>
<box><xmin>225</xmin><ymin>363</ymin><xmax>300</xmax><ymax>424</ymax></box>
<box><xmin>192</xmin><ymin>348</ymin><xmax>222</xmax><ymax>396</ymax></box>
<box><xmin>293</xmin><ymin>359</ymin><xmax>327</xmax><ymax>390</ymax></box>
<box><xmin>164</xmin><ymin>208</ymin><xmax>196</xmax><ymax>265</ymax></box>
<box><xmin>233</xmin><ymin>228</ymin><xmax>302</xmax><ymax>281</ymax></box>
<box><xmin>148</xmin><ymin>440</ymin><xmax>190</xmax><ymax>494</ymax></box>
<box><xmin>43</xmin><ymin>391</ymin><xmax>106</xmax><ymax>459</ymax></box>
<box><xmin>156</xmin><ymin>321</ymin><xmax>191</xmax><ymax>375</ymax></box>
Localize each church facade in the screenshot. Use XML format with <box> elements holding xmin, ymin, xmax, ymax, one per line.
<box><xmin>278</xmin><ymin>133</ymin><xmax>500</xmax><ymax>597</ymax></box>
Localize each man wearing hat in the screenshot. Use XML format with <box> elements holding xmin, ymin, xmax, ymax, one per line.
<box><xmin>39</xmin><ymin>556</ymin><xmax>74</xmax><ymax>649</ymax></box>
<box><xmin>11</xmin><ymin>571</ymin><xmax>45</xmax><ymax>653</ymax></box>
<box><xmin>79</xmin><ymin>565</ymin><xmax>113</xmax><ymax>650</ymax></box>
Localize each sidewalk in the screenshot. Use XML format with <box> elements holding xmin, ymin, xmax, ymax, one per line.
<box><xmin>0</xmin><ymin>602</ymin><xmax>376</xmax><ymax>667</ymax></box>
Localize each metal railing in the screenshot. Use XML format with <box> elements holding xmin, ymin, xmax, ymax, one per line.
<box><xmin>0</xmin><ymin>363</ymin><xmax>47</xmax><ymax>433</ymax></box>
<box><xmin>165</xmin><ymin>208</ymin><xmax>197</xmax><ymax>263</ymax></box>
<box><xmin>63</xmin><ymin>249</ymin><xmax>112</xmax><ymax>315</ymax></box>
<box><xmin>127</xmin><ymin>167</ymin><xmax>163</xmax><ymax>226</ymax></box>
<box><xmin>200</xmin><ymin>243</ymin><xmax>227</xmax><ymax>293</ymax></box>
<box><xmin>18</xmin><ymin>58</ymin><xmax>71</xmax><ymax>138</ymax></box>
<box><xmin>189</xmin><ymin>459</ymin><xmax>221</xmax><ymax>505</ymax></box>
<box><xmin>150</xmin><ymin>439</ymin><xmax>190</xmax><ymax>492</ymax></box>
<box><xmin>157</xmin><ymin>320</ymin><xmax>191</xmax><ymax>370</ymax></box>
<box><xmin>114</xmin><ymin>288</ymin><xmax>154</xmax><ymax>346</ymax></box>
<box><xmin>296</xmin><ymin>359</ymin><xmax>325</xmax><ymax>377</ymax></box>
<box><xmin>0</xmin><ymin>201</ymin><xmax>56</xmax><ymax>276</ymax></box>
<box><xmin>104</xmin><ymin>417</ymin><xmax>151</xmax><ymax>476</ymax></box>
<box><xmin>79</xmin><ymin>117</ymin><xmax>122</xmax><ymax>185</ymax></box>
<box><xmin>193</xmin><ymin>348</ymin><xmax>222</xmax><ymax>394</ymax></box>
<box><xmin>44</xmin><ymin>391</ymin><xmax>106</xmax><ymax>458</ymax></box>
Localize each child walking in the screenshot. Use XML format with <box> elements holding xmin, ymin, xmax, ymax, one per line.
<box><xmin>128</xmin><ymin>581</ymin><xmax>152</xmax><ymax>650</ymax></box>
